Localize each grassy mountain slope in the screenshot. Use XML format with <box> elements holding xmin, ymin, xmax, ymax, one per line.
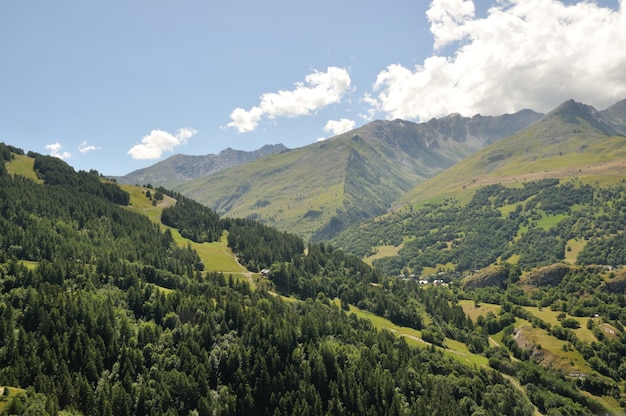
<box><xmin>5</xmin><ymin>154</ymin><xmax>42</xmax><ymax>184</ymax></box>
<box><xmin>118</xmin><ymin>183</ymin><xmax>249</xmax><ymax>276</ymax></box>
<box><xmin>5</xmin><ymin>152</ymin><xmax>247</xmax><ymax>277</ymax></box>
<box><xmin>394</xmin><ymin>99</ymin><xmax>626</xmax><ymax>209</ymax></box>
<box><xmin>176</xmin><ymin>110</ymin><xmax>542</xmax><ymax>241</ymax></box>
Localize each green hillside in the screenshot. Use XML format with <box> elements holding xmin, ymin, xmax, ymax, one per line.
<box><xmin>4</xmin><ymin>150</ymin><xmax>247</xmax><ymax>278</ymax></box>
<box><xmin>177</xmin><ymin>140</ymin><xmax>350</xmax><ymax>239</ymax></box>
<box><xmin>176</xmin><ymin>135</ymin><xmax>421</xmax><ymax>242</ymax></box>
<box><xmin>118</xmin><ymin>184</ymin><xmax>248</xmax><ymax>276</ymax></box>
<box><xmin>329</xmin><ymin>99</ymin><xmax>626</xmax><ymax>278</ymax></box>
<box><xmin>322</xmin><ymin>100</ymin><xmax>626</xmax><ymax>414</ymax></box>
<box><xmin>5</xmin><ymin>154</ymin><xmax>42</xmax><ymax>184</ymax></box>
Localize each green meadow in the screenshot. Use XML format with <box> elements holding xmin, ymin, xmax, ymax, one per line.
<box><xmin>5</xmin><ymin>154</ymin><xmax>42</xmax><ymax>183</ymax></box>
<box><xmin>121</xmin><ymin>184</ymin><xmax>251</xmax><ymax>277</ymax></box>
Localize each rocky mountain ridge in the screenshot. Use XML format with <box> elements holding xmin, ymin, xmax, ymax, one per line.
<box><xmin>113</xmin><ymin>143</ymin><xmax>288</xmax><ymax>188</ymax></box>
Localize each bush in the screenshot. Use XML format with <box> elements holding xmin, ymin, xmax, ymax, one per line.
<box><xmin>560</xmin><ymin>318</ymin><xmax>580</xmax><ymax>329</ymax></box>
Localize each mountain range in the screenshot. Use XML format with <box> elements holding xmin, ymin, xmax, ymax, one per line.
<box><xmin>116</xmin><ymin>98</ymin><xmax>626</xmax><ymax>243</ymax></box>
<box><xmin>393</xmin><ymin>98</ymin><xmax>626</xmax><ymax>209</ymax></box>
<box><xmin>113</xmin><ymin>143</ymin><xmax>288</xmax><ymax>189</ymax></box>
<box><xmin>124</xmin><ymin>108</ymin><xmax>543</xmax><ymax>241</ymax></box>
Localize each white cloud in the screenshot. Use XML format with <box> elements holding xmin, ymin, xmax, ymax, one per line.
<box><xmin>227</xmin><ymin>107</ymin><xmax>263</xmax><ymax>134</ymax></box>
<box><xmin>174</xmin><ymin>127</ymin><xmax>197</xmax><ymax>141</ymax></box>
<box><xmin>227</xmin><ymin>67</ymin><xmax>352</xmax><ymax>133</ymax></box>
<box><xmin>78</xmin><ymin>141</ymin><xmax>97</xmax><ymax>154</ymax></box>
<box><xmin>45</xmin><ymin>142</ymin><xmax>71</xmax><ymax>159</ymax></box>
<box><xmin>368</xmin><ymin>0</ymin><xmax>626</xmax><ymax>121</ymax></box>
<box><xmin>128</xmin><ymin>127</ymin><xmax>197</xmax><ymax>160</ymax></box>
<box><xmin>323</xmin><ymin>118</ymin><xmax>356</xmax><ymax>136</ymax></box>
<box><xmin>426</xmin><ymin>0</ymin><xmax>476</xmax><ymax>50</ymax></box>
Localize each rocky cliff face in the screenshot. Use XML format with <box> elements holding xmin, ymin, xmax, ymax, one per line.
<box><xmin>353</xmin><ymin>109</ymin><xmax>544</xmax><ymax>177</ymax></box>
<box><xmin>463</xmin><ymin>265</ymin><xmax>510</xmax><ymax>289</ymax></box>
<box><xmin>526</xmin><ymin>264</ymin><xmax>571</xmax><ymax>287</ymax></box>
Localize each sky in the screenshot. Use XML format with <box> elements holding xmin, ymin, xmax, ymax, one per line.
<box><xmin>1</xmin><ymin>0</ymin><xmax>625</xmax><ymax>176</ymax></box>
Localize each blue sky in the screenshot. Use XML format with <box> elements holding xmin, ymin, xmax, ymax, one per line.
<box><xmin>1</xmin><ymin>0</ymin><xmax>624</xmax><ymax>175</ymax></box>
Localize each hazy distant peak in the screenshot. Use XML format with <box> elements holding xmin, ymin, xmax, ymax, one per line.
<box><xmin>113</xmin><ymin>143</ymin><xmax>289</xmax><ymax>188</ymax></box>
<box><xmin>604</xmin><ymin>99</ymin><xmax>626</xmax><ymax>112</ymax></box>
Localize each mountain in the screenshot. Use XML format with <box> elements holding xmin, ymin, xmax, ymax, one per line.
<box><xmin>392</xmin><ymin>99</ymin><xmax>626</xmax><ymax>209</ymax></box>
<box><xmin>113</xmin><ymin>143</ymin><xmax>288</xmax><ymax>189</ymax></box>
<box><xmin>174</xmin><ymin>109</ymin><xmax>542</xmax><ymax>241</ymax></box>
<box><xmin>331</xmin><ymin>98</ymin><xmax>626</xmax><ymax>274</ymax></box>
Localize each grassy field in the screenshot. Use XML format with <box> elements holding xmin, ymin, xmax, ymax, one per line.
<box><xmin>503</xmin><ymin>253</ymin><xmax>521</xmax><ymax>265</ymax></box>
<box><xmin>522</xmin><ymin>306</ymin><xmax>598</xmax><ymax>343</ymax></box>
<box><xmin>565</xmin><ymin>238</ymin><xmax>587</xmax><ymax>264</ymax></box>
<box><xmin>499</xmin><ymin>202</ymin><xmax>523</xmax><ymax>216</ymax></box>
<box><xmin>443</xmin><ymin>338</ymin><xmax>490</xmax><ymax>367</ymax></box>
<box><xmin>363</xmin><ymin>244</ymin><xmax>403</xmax><ymax>266</ymax></box>
<box><xmin>335</xmin><ymin>299</ymin><xmax>489</xmax><ymax>366</ymax></box>
<box><xmin>5</xmin><ymin>154</ymin><xmax>42</xmax><ymax>183</ymax></box>
<box><xmin>120</xmin><ymin>184</ymin><xmax>252</xmax><ymax>277</ymax></box>
<box><xmin>421</xmin><ymin>262</ymin><xmax>456</xmax><ymax>276</ymax></box>
<box><xmin>534</xmin><ymin>212</ymin><xmax>567</xmax><ymax>231</ymax></box>
<box><xmin>459</xmin><ymin>300</ymin><xmax>501</xmax><ymax>322</ymax></box>
<box><xmin>509</xmin><ymin>321</ymin><xmax>626</xmax><ymax>416</ymax></box>
<box><xmin>119</xmin><ymin>183</ymin><xmax>171</xmax><ymax>223</ymax></box>
<box><xmin>0</xmin><ymin>386</ymin><xmax>27</xmax><ymax>413</ymax></box>
<box><xmin>19</xmin><ymin>260</ymin><xmax>39</xmax><ymax>270</ymax></box>
<box><xmin>333</xmin><ymin>299</ymin><xmax>430</xmax><ymax>347</ymax></box>
<box><xmin>459</xmin><ymin>301</ymin><xmax>606</xmax><ymax>377</ymax></box>
<box><xmin>514</xmin><ymin>323</ymin><xmax>595</xmax><ymax>374</ymax></box>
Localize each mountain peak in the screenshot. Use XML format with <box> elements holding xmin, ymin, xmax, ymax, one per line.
<box><xmin>552</xmin><ymin>99</ymin><xmax>597</xmax><ymax>115</ymax></box>
<box><xmin>548</xmin><ymin>99</ymin><xmax>621</xmax><ymax>135</ymax></box>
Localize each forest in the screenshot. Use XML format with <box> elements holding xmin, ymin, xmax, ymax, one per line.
<box><xmin>332</xmin><ymin>178</ymin><xmax>620</xmax><ymax>275</ymax></box>
<box><xmin>0</xmin><ymin>142</ymin><xmax>624</xmax><ymax>415</ymax></box>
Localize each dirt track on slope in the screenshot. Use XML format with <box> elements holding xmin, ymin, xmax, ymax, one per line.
<box><xmin>463</xmin><ymin>158</ymin><xmax>626</xmax><ymax>190</ymax></box>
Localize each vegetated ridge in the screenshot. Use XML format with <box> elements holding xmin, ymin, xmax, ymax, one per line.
<box><xmin>174</xmin><ymin>109</ymin><xmax>542</xmax><ymax>241</ymax></box>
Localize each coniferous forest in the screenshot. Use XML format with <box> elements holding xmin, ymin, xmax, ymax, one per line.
<box><xmin>1</xmin><ymin>142</ymin><xmax>625</xmax><ymax>415</ymax></box>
